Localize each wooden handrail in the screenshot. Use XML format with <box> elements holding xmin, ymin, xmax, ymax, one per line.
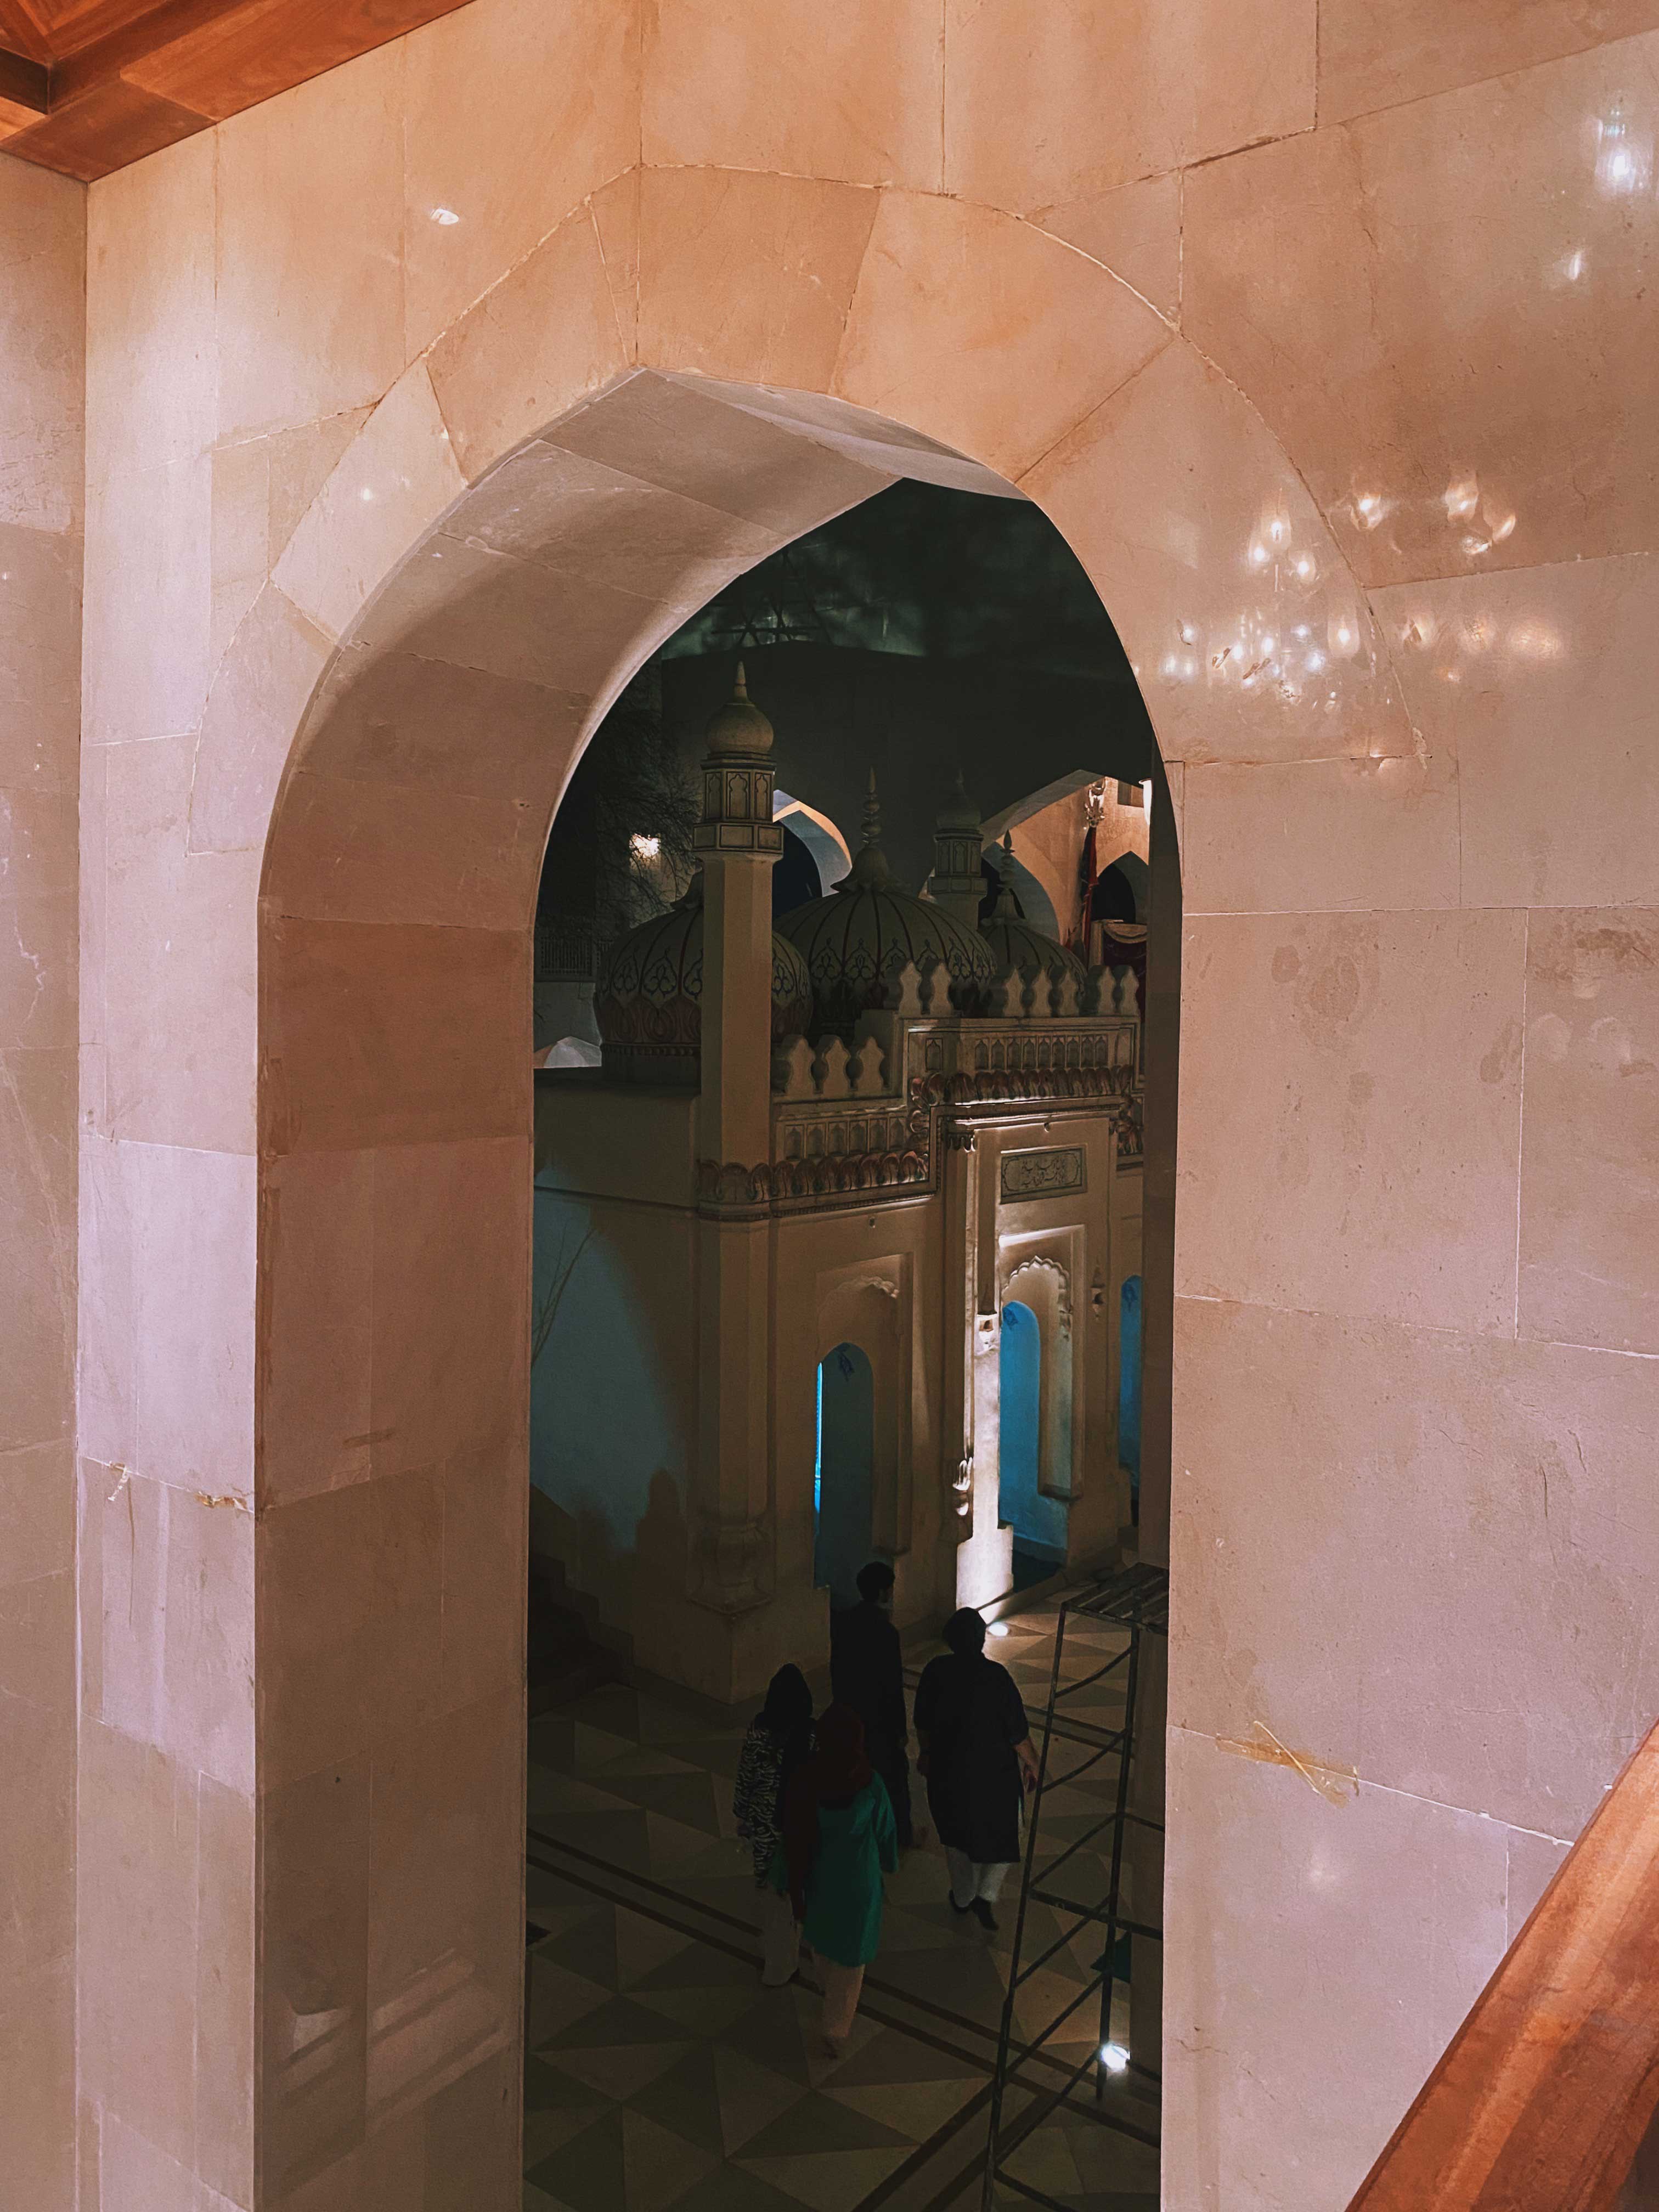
<box><xmin>1347</xmin><ymin>1718</ymin><xmax>1659</xmax><ymax>2211</ymax></box>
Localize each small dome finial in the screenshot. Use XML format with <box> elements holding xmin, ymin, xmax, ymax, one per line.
<box><xmin>703</xmin><ymin>661</ymin><xmax>774</xmax><ymax>756</ymax></box>
<box><xmin>844</xmin><ymin>768</ymin><xmax>891</xmax><ymax>889</ymax></box>
<box><xmin>935</xmin><ymin>769</ymin><xmax>980</xmax><ymax>836</ymax></box>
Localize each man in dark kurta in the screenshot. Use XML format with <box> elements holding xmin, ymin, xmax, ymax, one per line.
<box><xmin>830</xmin><ymin>1561</ymin><xmax>914</xmax><ymax>1849</ymax></box>
<box><xmin>913</xmin><ymin>1606</ymin><xmax>1039</xmax><ymax>1928</ymax></box>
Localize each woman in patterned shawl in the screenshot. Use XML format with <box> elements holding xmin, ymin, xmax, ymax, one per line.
<box><xmin>732</xmin><ymin>1663</ymin><xmax>815</xmax><ymax>1985</ymax></box>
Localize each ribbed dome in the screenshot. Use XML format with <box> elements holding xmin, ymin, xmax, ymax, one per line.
<box><xmin>980</xmin><ymin>838</ymin><xmax>1087</xmax><ymax>1006</ymax></box>
<box><xmin>776</xmin><ymin>775</ymin><xmax>994</xmax><ymax>1027</ymax></box>
<box><xmin>702</xmin><ymin>661</ymin><xmax>774</xmax><ymax>757</ymax></box>
<box><xmin>595</xmin><ymin>873</ymin><xmax>812</xmax><ymax>1081</ymax></box>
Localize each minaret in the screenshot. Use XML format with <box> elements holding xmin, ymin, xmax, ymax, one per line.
<box><xmin>929</xmin><ymin>770</ymin><xmax>983</xmax><ymax>932</ymax></box>
<box><xmin>694</xmin><ymin>662</ymin><xmax>783</xmax><ymax>1170</ymax></box>
<box><xmin>690</xmin><ymin>663</ymin><xmax>783</xmax><ymax>1643</ymax></box>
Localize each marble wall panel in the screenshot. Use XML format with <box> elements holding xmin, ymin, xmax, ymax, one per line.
<box><xmin>0</xmin><ymin>160</ymin><xmax>85</xmax><ymax>534</ymax></box>
<box><xmin>366</xmin><ymin>1137</ymin><xmax>529</xmax><ymax>1481</ymax></box>
<box><xmin>834</xmin><ymin>192</ymin><xmax>1170</xmax><ymax>483</ymax></box>
<box><xmin>195</xmin><ymin>1776</ymin><xmax>256</xmax><ymax>2208</ymax></box>
<box><xmin>1375</xmin><ymin>553</ymin><xmax>1659</xmax><ymax>911</ymax></box>
<box><xmin>0</xmin><ymin>1665</ymin><xmax>75</xmax><ymax>1982</ymax></box>
<box><xmin>1177</xmin><ymin>909</ymin><xmax>1526</xmax><ymax>1331</ymax></box>
<box><xmin>1164</xmin><ymin>1727</ymin><xmax>1509</xmax><ymax>2212</ymax></box>
<box><xmin>215</xmin><ymin>41</ymin><xmax>406</xmax><ymax>443</ymax></box>
<box><xmin>542</xmin><ymin>370</ymin><xmax>886</xmax><ymax>535</ymax></box>
<box><xmin>259</xmin><ymin>918</ymin><xmax>527</xmax><ymax>1154</ymax></box>
<box><xmin>259</xmin><ymin>1148</ymin><xmax>375</xmax><ymax>1510</ymax></box>
<box><xmin>1030</xmin><ymin>168</ymin><xmax>1182</xmax><ymax>318</ymax></box>
<box><xmin>86</xmin><ymin>131</ymin><xmax>215</xmax><ymax>482</ymax></box>
<box><xmin>1182</xmin><ymin>749</ymin><xmax>1460</xmax><ymax>915</ymax></box>
<box><xmin>258</xmin><ymin>1476</ymin><xmax>443</xmax><ymax>1788</ymax></box>
<box><xmin>1320</xmin><ymin>0</ymin><xmax>1659</xmax><ymax>123</ymax></box>
<box><xmin>1520</xmin><ymin>909</ymin><xmax>1659</xmax><ymax>1353</ymax></box>
<box><xmin>87</xmin><ymin>1464</ymin><xmax>255</xmax><ymax>1792</ymax></box>
<box><xmin>643</xmin><ymin>0</ymin><xmax>943</xmax><ymax>188</ymax></box>
<box><xmin>1171</xmin><ymin>1296</ymin><xmax>1659</xmax><ymax>1838</ymax></box>
<box><xmin>452</xmin><ymin>439</ymin><xmax>777</xmax><ymax>610</ymax></box>
<box><xmin>0</xmin><ymin>1437</ymin><xmax>74</xmax><ymax>1589</ymax></box>
<box><xmin>82</xmin><ymin>454</ymin><xmax>213</xmax><ymax>746</ymax></box>
<box><xmin>404</xmin><ymin>0</ymin><xmax>640</xmax><ymax>360</ymax></box>
<box><xmin>190</xmin><ymin>584</ymin><xmax>335</xmax><ymax>860</ymax></box>
<box><xmin>103</xmin><ymin>733</ymin><xmax>259</xmax><ymax>1150</ymax></box>
<box><xmin>0</xmin><ymin>1956</ymin><xmax>74</xmax><ymax>2207</ymax></box>
<box><xmin>273</xmin><ymin>364</ymin><xmax>467</xmax><ymax>645</ymax></box>
<box><xmin>0</xmin><ymin>1043</ymin><xmax>75</xmax><ymax>1455</ymax></box>
<box><xmin>1023</xmin><ymin>341</ymin><xmax>1412</xmax><ymax>769</ymax></box>
<box><xmin>1185</xmin><ymin>37</ymin><xmax>1659</xmax><ymax>585</ymax></box>
<box><xmin>944</xmin><ymin>0</ymin><xmax>1315</xmax><ymax>208</ymax></box>
<box><xmin>0</xmin><ymin>195</ymin><xmax>80</xmax><ymax>2212</ymax></box>
<box><xmin>259</xmin><ymin>1758</ymin><xmax>371</xmax><ymax>2199</ymax></box>
<box><xmin>78</xmin><ymin>1720</ymin><xmax>204</xmax><ymax>2169</ymax></box>
<box><xmin>365</xmin><ymin>1692</ymin><xmax>523</xmax><ymax>2138</ymax></box>
<box><xmin>0</xmin><ymin>522</ymin><xmax>83</xmax><ymax>782</ymax></box>
<box><xmin>425</xmin><ymin>206</ymin><xmax>631</xmax><ymax>483</ymax></box>
<box><xmin>637</xmin><ymin>167</ymin><xmax>880</xmax><ymax>393</ymax></box>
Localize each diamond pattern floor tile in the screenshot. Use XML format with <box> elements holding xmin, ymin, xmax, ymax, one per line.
<box><xmin>524</xmin><ymin>1587</ymin><xmax>1154</xmax><ymax>2209</ymax></box>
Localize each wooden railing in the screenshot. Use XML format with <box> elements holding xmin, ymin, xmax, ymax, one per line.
<box><xmin>1346</xmin><ymin>1719</ymin><xmax>1659</xmax><ymax>2211</ymax></box>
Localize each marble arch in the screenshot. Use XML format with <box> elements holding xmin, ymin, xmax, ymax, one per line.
<box><xmin>230</xmin><ymin>199</ymin><xmax>1368</xmax><ymax>2198</ymax></box>
<box><xmin>65</xmin><ymin>75</ymin><xmax>1659</xmax><ymax>2204</ymax></box>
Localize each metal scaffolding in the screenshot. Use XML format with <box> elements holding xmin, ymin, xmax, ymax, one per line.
<box><xmin>981</xmin><ymin>1560</ymin><xmax>1169</xmax><ymax>2210</ymax></box>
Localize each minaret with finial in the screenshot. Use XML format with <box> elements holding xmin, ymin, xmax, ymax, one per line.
<box><xmin>689</xmin><ymin>662</ymin><xmax>783</xmax><ymax>1625</ymax></box>
<box><xmin>929</xmin><ymin>769</ymin><xmax>983</xmax><ymax>932</ymax></box>
<box><xmin>693</xmin><ymin>661</ymin><xmax>783</xmax><ymax>1171</ymax></box>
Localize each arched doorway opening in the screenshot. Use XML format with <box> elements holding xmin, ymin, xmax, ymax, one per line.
<box><xmin>243</xmin><ymin>271</ymin><xmax>1400</xmax><ymax>2189</ymax></box>
<box><xmin>997</xmin><ymin>1299</ymin><xmax>1067</xmax><ymax>1573</ymax></box>
<box><xmin>815</xmin><ymin>1341</ymin><xmax>876</xmax><ymax>1607</ymax></box>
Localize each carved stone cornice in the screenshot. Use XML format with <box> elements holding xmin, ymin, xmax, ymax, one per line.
<box><xmin>697</xmin><ymin>1148</ymin><xmax>931</xmax><ymax>1214</ymax></box>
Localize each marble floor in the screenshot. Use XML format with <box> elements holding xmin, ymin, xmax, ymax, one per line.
<box><xmin>521</xmin><ymin>1596</ymin><xmax>1160</xmax><ymax>2211</ymax></box>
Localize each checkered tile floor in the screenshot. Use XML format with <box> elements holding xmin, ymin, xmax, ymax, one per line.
<box><xmin>522</xmin><ymin>1598</ymin><xmax>1160</xmax><ymax>2211</ymax></box>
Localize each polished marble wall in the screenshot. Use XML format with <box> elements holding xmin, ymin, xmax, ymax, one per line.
<box><xmin>65</xmin><ymin>0</ymin><xmax>1659</xmax><ymax>2204</ymax></box>
<box><xmin>0</xmin><ymin>155</ymin><xmax>82</xmax><ymax>2210</ymax></box>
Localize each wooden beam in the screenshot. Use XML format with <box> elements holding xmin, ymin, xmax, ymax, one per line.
<box><xmin>0</xmin><ymin>42</ymin><xmax>48</xmax><ymax>135</ymax></box>
<box><xmin>5</xmin><ymin>75</ymin><xmax>207</xmax><ymax>180</ymax></box>
<box><xmin>1347</xmin><ymin>1717</ymin><xmax>1659</xmax><ymax>2212</ymax></box>
<box><xmin>0</xmin><ymin>2</ymin><xmax>50</xmax><ymax>67</ymax></box>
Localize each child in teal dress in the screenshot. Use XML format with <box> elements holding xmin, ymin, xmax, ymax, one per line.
<box><xmin>772</xmin><ymin>1703</ymin><xmax>899</xmax><ymax>2054</ymax></box>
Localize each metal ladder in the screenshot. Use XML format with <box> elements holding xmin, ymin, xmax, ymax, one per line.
<box><xmin>981</xmin><ymin>1561</ymin><xmax>1169</xmax><ymax>2209</ymax></box>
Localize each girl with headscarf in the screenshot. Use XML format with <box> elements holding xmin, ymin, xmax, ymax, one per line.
<box><xmin>771</xmin><ymin>1703</ymin><xmax>899</xmax><ymax>2053</ymax></box>
<box><xmin>914</xmin><ymin>1607</ymin><xmax>1040</xmax><ymax>1930</ymax></box>
<box><xmin>732</xmin><ymin>1664</ymin><xmax>814</xmax><ymax>1985</ymax></box>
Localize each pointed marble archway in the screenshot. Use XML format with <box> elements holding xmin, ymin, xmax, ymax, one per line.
<box><xmin>83</xmin><ymin>173</ymin><xmax>1419</xmax><ymax>2209</ymax></box>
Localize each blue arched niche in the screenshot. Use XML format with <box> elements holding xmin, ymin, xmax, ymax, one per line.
<box><xmin>1119</xmin><ymin>1274</ymin><xmax>1143</xmax><ymax>1517</ymax></box>
<box><xmin>999</xmin><ymin>1301</ymin><xmax>1067</xmax><ymax>1561</ymax></box>
<box><xmin>815</xmin><ymin>1341</ymin><xmax>874</xmax><ymax>1608</ymax></box>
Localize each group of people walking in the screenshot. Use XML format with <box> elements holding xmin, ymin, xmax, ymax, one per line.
<box><xmin>731</xmin><ymin>1564</ymin><xmax>1041</xmax><ymax>2055</ymax></box>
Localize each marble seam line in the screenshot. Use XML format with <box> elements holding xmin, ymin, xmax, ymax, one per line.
<box><xmin>1176</xmin><ymin>1726</ymin><xmax>1574</xmax><ymax>1846</ymax></box>
<box><xmin>1167</xmin><ymin>1290</ymin><xmax>1659</xmax><ymax>1363</ymax></box>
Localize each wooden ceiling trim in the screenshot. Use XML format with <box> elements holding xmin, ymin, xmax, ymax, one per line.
<box><xmin>0</xmin><ymin>2</ymin><xmax>51</xmax><ymax>66</ymax></box>
<box><xmin>4</xmin><ymin>71</ymin><xmax>204</xmax><ymax>176</ymax></box>
<box><xmin>48</xmin><ymin>0</ymin><xmax>240</xmax><ymax>95</ymax></box>
<box><xmin>0</xmin><ymin>42</ymin><xmax>48</xmax><ymax>129</ymax></box>
<box><xmin>121</xmin><ymin>0</ymin><xmax>472</xmax><ymax>124</ymax></box>
<box><xmin>0</xmin><ymin>0</ymin><xmax>478</xmax><ymax>177</ymax></box>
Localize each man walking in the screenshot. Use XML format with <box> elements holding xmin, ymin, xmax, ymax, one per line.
<box><xmin>830</xmin><ymin>1560</ymin><xmax>915</xmax><ymax>1850</ymax></box>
